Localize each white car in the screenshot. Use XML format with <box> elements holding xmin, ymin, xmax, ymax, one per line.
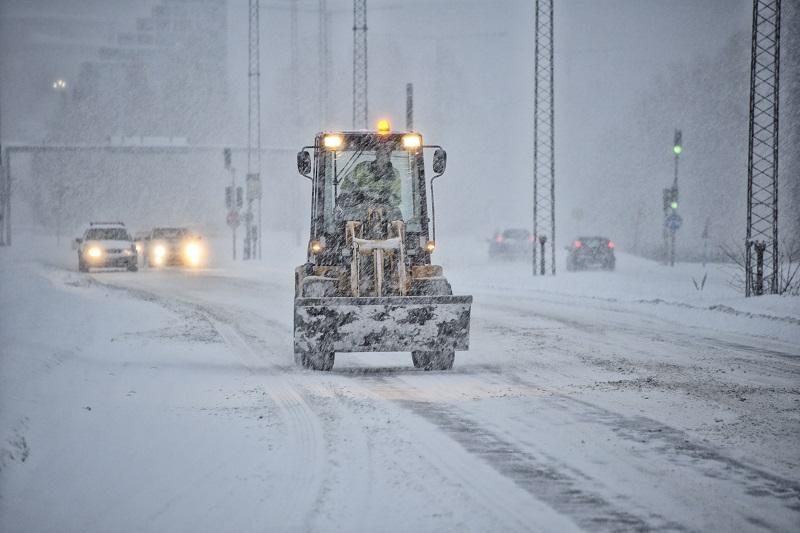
<box><xmin>75</xmin><ymin>222</ymin><xmax>138</xmax><ymax>272</ymax></box>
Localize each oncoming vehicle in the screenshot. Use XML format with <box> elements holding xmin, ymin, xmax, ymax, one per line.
<box><xmin>145</xmin><ymin>227</ymin><xmax>206</xmax><ymax>267</ymax></box>
<box><xmin>74</xmin><ymin>222</ymin><xmax>137</xmax><ymax>272</ymax></box>
<box><xmin>293</xmin><ymin>119</ymin><xmax>472</xmax><ymax>371</ymax></box>
<box><xmin>489</xmin><ymin>228</ymin><xmax>533</xmax><ymax>260</ymax></box>
<box><xmin>566</xmin><ymin>236</ymin><xmax>616</xmax><ymax>271</ymax></box>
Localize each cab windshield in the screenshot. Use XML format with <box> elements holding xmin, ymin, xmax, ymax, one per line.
<box><xmin>322</xmin><ymin>142</ymin><xmax>421</xmax><ymax>232</ymax></box>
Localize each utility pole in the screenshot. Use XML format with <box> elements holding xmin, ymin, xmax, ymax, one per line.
<box><xmin>246</xmin><ymin>0</ymin><xmax>262</xmax><ymax>261</ymax></box>
<box><xmin>352</xmin><ymin>0</ymin><xmax>368</xmax><ymax>129</ymax></box>
<box><xmin>746</xmin><ymin>0</ymin><xmax>781</xmax><ymax>296</ymax></box>
<box><xmin>224</xmin><ymin>148</ymin><xmax>241</xmax><ymax>260</ymax></box>
<box><xmin>532</xmin><ymin>0</ymin><xmax>555</xmax><ymax>276</ymax></box>
<box><xmin>318</xmin><ymin>0</ymin><xmax>329</xmax><ymax>128</ymax></box>
<box><xmin>406</xmin><ymin>82</ymin><xmax>414</xmax><ymax>131</ymax></box>
<box><xmin>664</xmin><ymin>129</ymin><xmax>682</xmax><ymax>267</ymax></box>
<box><xmin>0</xmin><ymin>72</ymin><xmax>7</xmax><ymax>246</ymax></box>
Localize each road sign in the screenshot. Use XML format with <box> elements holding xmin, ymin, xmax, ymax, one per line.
<box><xmin>227</xmin><ymin>210</ymin><xmax>240</xmax><ymax>228</ymax></box>
<box><xmin>665</xmin><ymin>213</ymin><xmax>683</xmax><ymax>232</ymax></box>
<box><xmin>246</xmin><ymin>173</ymin><xmax>261</xmax><ymax>200</ymax></box>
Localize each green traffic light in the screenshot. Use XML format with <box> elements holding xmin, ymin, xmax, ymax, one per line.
<box><xmin>673</xmin><ymin>145</ymin><xmax>682</xmax><ymax>155</ymax></box>
<box><xmin>670</xmin><ymin>201</ymin><xmax>678</xmax><ymax>209</ymax></box>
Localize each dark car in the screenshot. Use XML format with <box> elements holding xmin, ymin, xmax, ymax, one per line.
<box><xmin>489</xmin><ymin>228</ymin><xmax>533</xmax><ymax>261</ymax></box>
<box><xmin>566</xmin><ymin>236</ymin><xmax>615</xmax><ymax>271</ymax></box>
<box><xmin>144</xmin><ymin>227</ymin><xmax>206</xmax><ymax>267</ymax></box>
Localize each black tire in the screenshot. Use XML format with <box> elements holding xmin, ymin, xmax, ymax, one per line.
<box><xmin>417</xmin><ymin>350</ymin><xmax>455</xmax><ymax>371</ymax></box>
<box><xmin>298</xmin><ymin>350</ymin><xmax>334</xmax><ymax>371</ymax></box>
<box><xmin>412</xmin><ymin>351</ymin><xmax>431</xmax><ymax>368</ymax></box>
<box><xmin>294</xmin><ymin>349</ymin><xmax>309</xmax><ymax>368</ymax></box>
<box><xmin>127</xmin><ymin>263</ymin><xmax>138</xmax><ymax>272</ymax></box>
<box><xmin>78</xmin><ymin>255</ymin><xmax>88</xmax><ymax>272</ymax></box>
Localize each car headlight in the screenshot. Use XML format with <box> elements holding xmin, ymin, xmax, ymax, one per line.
<box><xmin>87</xmin><ymin>247</ymin><xmax>102</xmax><ymax>258</ymax></box>
<box><xmin>185</xmin><ymin>242</ymin><xmax>203</xmax><ymax>264</ymax></box>
<box><xmin>153</xmin><ymin>244</ymin><xmax>166</xmax><ymax>258</ymax></box>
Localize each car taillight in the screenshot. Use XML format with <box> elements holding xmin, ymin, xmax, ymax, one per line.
<box><xmin>608</xmin><ymin>241</ymin><xmax>615</xmax><ymax>249</ymax></box>
<box><xmin>574</xmin><ymin>240</ymin><xmax>582</xmax><ymax>248</ymax></box>
<box><xmin>495</xmin><ymin>235</ymin><xmax>504</xmax><ymax>243</ymax></box>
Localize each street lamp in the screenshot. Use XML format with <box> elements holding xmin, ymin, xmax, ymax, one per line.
<box><xmin>52</xmin><ymin>79</ymin><xmax>67</xmax><ymax>90</ymax></box>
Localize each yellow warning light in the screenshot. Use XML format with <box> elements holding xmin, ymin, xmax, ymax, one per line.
<box><xmin>377</xmin><ymin>119</ymin><xmax>391</xmax><ymax>134</ymax></box>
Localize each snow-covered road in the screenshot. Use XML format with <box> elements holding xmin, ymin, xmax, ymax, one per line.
<box><xmin>2</xmin><ymin>242</ymin><xmax>799</xmax><ymax>532</ymax></box>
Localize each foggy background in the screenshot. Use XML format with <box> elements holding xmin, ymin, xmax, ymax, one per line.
<box><xmin>1</xmin><ymin>0</ymin><xmax>797</xmax><ymax>260</ymax></box>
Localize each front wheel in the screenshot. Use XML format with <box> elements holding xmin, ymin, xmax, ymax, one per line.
<box><xmin>412</xmin><ymin>351</ymin><xmax>431</xmax><ymax>368</ymax></box>
<box><xmin>78</xmin><ymin>255</ymin><xmax>88</xmax><ymax>272</ymax></box>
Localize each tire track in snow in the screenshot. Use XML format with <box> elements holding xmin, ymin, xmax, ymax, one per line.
<box><xmin>83</xmin><ymin>273</ymin><xmax>329</xmax><ymax>532</ymax></box>
<box><xmin>330</xmin><ymin>374</ymin><xmax>582</xmax><ymax>533</ymax></box>
<box><xmin>363</xmin><ymin>373</ymin><xmax>685</xmax><ymax>532</ymax></box>
<box><xmin>471</xmin><ymin>304</ymin><xmax>800</xmax><ymax>517</ymax></box>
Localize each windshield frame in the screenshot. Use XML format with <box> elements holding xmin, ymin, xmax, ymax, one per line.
<box><xmin>310</xmin><ymin>133</ymin><xmax>430</xmax><ymax>242</ymax></box>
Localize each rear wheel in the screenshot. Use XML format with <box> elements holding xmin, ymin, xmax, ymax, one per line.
<box><xmin>127</xmin><ymin>262</ymin><xmax>138</xmax><ymax>272</ymax></box>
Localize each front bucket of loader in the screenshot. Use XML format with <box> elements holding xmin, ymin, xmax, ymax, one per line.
<box><xmin>294</xmin><ymin>295</ymin><xmax>472</xmax><ymax>354</ymax></box>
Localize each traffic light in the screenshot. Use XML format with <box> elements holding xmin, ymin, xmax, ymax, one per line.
<box><xmin>236</xmin><ymin>186</ymin><xmax>243</xmax><ymax>209</ymax></box>
<box><xmin>225</xmin><ymin>186</ymin><xmax>233</xmax><ymax>208</ymax></box>
<box><xmin>669</xmin><ymin>186</ymin><xmax>678</xmax><ymax>210</ymax></box>
<box><xmin>673</xmin><ymin>130</ymin><xmax>682</xmax><ymax>155</ymax></box>
<box><xmin>663</xmin><ymin>187</ymin><xmax>679</xmax><ymax>211</ymax></box>
<box><xmin>223</xmin><ymin>148</ymin><xmax>231</xmax><ymax>169</ymax></box>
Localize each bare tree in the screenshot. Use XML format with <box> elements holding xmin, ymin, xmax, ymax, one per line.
<box><xmin>721</xmin><ymin>236</ymin><xmax>800</xmax><ymax>295</ymax></box>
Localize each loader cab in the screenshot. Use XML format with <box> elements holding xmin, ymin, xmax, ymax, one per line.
<box><xmin>299</xmin><ymin>126</ymin><xmax>437</xmax><ymax>267</ymax></box>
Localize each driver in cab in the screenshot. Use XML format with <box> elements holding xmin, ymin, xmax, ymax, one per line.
<box><xmin>339</xmin><ymin>145</ymin><xmax>401</xmax><ymax>214</ymax></box>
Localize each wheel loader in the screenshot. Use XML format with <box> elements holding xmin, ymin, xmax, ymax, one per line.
<box><xmin>294</xmin><ymin>120</ymin><xmax>472</xmax><ymax>371</ymax></box>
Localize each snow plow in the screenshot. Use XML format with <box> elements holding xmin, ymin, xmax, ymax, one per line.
<box><xmin>294</xmin><ymin>120</ymin><xmax>472</xmax><ymax>371</ymax></box>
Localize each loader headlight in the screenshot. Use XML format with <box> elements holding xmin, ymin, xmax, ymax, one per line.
<box><xmin>425</xmin><ymin>240</ymin><xmax>436</xmax><ymax>253</ymax></box>
<box><xmin>323</xmin><ymin>134</ymin><xmax>342</xmax><ymax>149</ymax></box>
<box><xmin>402</xmin><ymin>134</ymin><xmax>421</xmax><ymax>149</ymax></box>
<box><xmin>153</xmin><ymin>244</ymin><xmax>166</xmax><ymax>258</ymax></box>
<box><xmin>309</xmin><ymin>240</ymin><xmax>324</xmax><ymax>254</ymax></box>
<box><xmin>135</xmin><ymin>243</ymin><xmax>142</xmax><ymax>253</ymax></box>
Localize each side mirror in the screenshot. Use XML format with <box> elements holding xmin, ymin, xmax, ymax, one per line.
<box><xmin>297</xmin><ymin>150</ymin><xmax>311</xmax><ymax>177</ymax></box>
<box><xmin>432</xmin><ymin>148</ymin><xmax>447</xmax><ymax>175</ymax></box>
<box><xmin>72</xmin><ymin>238</ymin><xmax>82</xmax><ymax>251</ymax></box>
